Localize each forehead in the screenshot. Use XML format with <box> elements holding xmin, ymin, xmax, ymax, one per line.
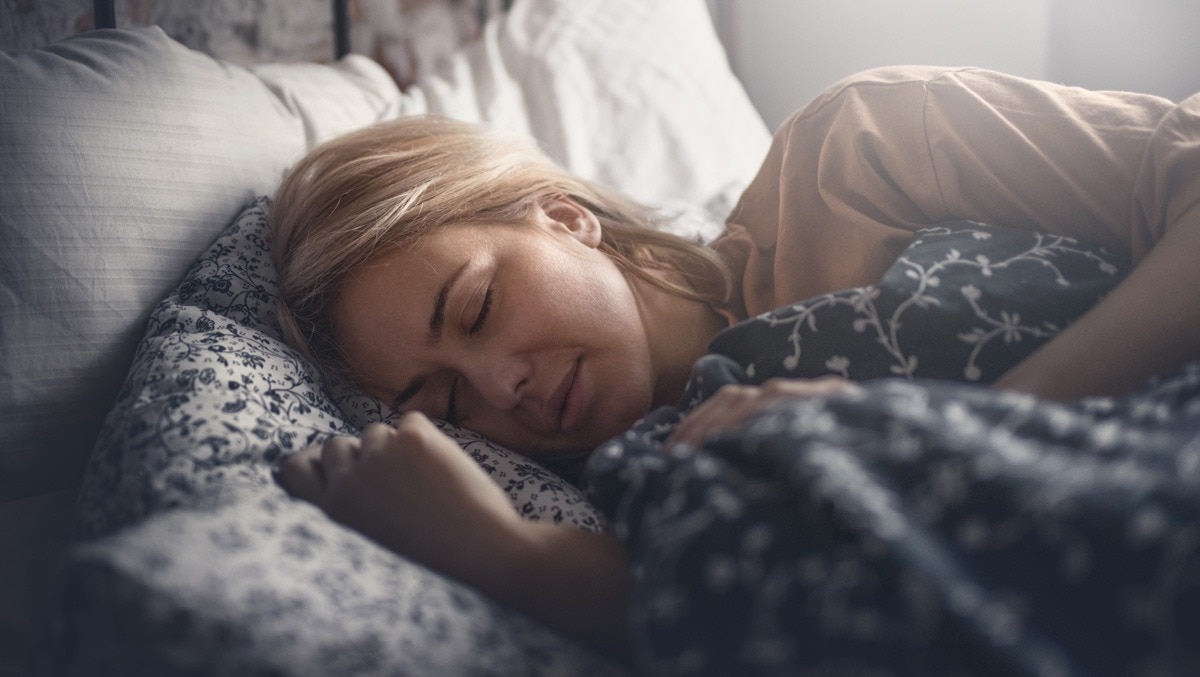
<box><xmin>333</xmin><ymin>229</ymin><xmax>478</xmax><ymax>383</ymax></box>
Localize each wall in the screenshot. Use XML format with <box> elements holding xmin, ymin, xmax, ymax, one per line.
<box><xmin>719</xmin><ymin>0</ymin><xmax>1200</xmax><ymax>131</ymax></box>
<box><xmin>720</xmin><ymin>0</ymin><xmax>1050</xmax><ymax>130</ymax></box>
<box><xmin>1048</xmin><ymin>0</ymin><xmax>1200</xmax><ymax>103</ymax></box>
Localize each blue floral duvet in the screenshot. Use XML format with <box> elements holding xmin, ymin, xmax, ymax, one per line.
<box><xmin>585</xmin><ymin>223</ymin><xmax>1200</xmax><ymax>676</ymax></box>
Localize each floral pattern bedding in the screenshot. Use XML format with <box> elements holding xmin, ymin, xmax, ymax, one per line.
<box><xmin>61</xmin><ymin>198</ymin><xmax>625</xmax><ymax>676</ymax></box>
<box><xmin>585</xmin><ymin>224</ymin><xmax>1200</xmax><ymax>675</ymax></box>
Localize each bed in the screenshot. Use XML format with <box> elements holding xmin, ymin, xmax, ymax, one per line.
<box><xmin>0</xmin><ymin>1</ymin><xmax>769</xmax><ymax>674</ymax></box>
<box><xmin>8</xmin><ymin>1</ymin><xmax>1200</xmax><ymax>675</ymax></box>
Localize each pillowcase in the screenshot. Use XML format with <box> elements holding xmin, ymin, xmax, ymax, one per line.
<box><xmin>57</xmin><ymin>484</ymin><xmax>626</xmax><ymax>676</ymax></box>
<box><xmin>407</xmin><ymin>0</ymin><xmax>771</xmax><ymax>210</ymax></box>
<box><xmin>66</xmin><ymin>196</ymin><xmax>620</xmax><ymax>673</ymax></box>
<box><xmin>711</xmin><ymin>222</ymin><xmax>1128</xmax><ymax>384</ymax></box>
<box><xmin>77</xmin><ymin>198</ymin><xmax>606</xmax><ymax>537</ymax></box>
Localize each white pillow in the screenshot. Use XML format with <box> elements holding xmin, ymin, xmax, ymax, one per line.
<box><xmin>404</xmin><ymin>0</ymin><xmax>771</xmax><ymax>209</ymax></box>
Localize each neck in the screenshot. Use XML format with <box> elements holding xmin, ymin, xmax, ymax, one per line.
<box><xmin>630</xmin><ymin>276</ymin><xmax>730</xmax><ymax>408</ymax></box>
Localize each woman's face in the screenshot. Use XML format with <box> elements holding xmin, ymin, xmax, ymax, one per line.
<box><xmin>333</xmin><ymin>197</ymin><xmax>660</xmax><ymax>463</ymax></box>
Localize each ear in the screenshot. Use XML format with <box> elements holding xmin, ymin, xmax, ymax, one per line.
<box><xmin>539</xmin><ymin>194</ymin><xmax>602</xmax><ymax>248</ymax></box>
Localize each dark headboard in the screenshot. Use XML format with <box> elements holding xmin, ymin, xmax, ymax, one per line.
<box><xmin>91</xmin><ymin>0</ymin><xmax>515</xmax><ymax>60</ymax></box>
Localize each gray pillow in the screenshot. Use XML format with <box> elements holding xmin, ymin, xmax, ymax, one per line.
<box><xmin>0</xmin><ymin>27</ymin><xmax>304</xmax><ymax>507</ymax></box>
<box><xmin>0</xmin><ymin>26</ymin><xmax>405</xmax><ymax>672</ymax></box>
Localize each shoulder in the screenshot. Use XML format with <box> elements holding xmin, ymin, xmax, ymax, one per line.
<box><xmin>784</xmin><ymin>66</ymin><xmax>978</xmax><ymax>126</ymax></box>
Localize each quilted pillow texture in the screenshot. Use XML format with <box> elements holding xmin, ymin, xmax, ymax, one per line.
<box><xmin>0</xmin><ymin>26</ymin><xmax>406</xmax><ymax>669</ymax></box>
<box><xmin>711</xmin><ymin>222</ymin><xmax>1128</xmax><ymax>385</ymax></box>
<box><xmin>0</xmin><ymin>26</ymin><xmax>402</xmax><ymax>509</ymax></box>
<box><xmin>60</xmin><ymin>199</ymin><xmax>620</xmax><ymax>674</ymax></box>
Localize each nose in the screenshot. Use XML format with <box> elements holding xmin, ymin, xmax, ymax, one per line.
<box><xmin>457</xmin><ymin>345</ymin><xmax>531</xmax><ymax>411</ymax></box>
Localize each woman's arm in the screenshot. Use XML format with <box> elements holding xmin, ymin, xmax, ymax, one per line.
<box><xmin>995</xmin><ymin>204</ymin><xmax>1200</xmax><ymax>400</ymax></box>
<box><xmin>666</xmin><ymin>377</ymin><xmax>861</xmax><ymax>448</ymax></box>
<box><xmin>996</xmin><ymin>90</ymin><xmax>1200</xmax><ymax>400</ymax></box>
<box><xmin>277</xmin><ymin>415</ymin><xmax>632</xmax><ymax>654</ymax></box>
<box><xmin>714</xmin><ymin>66</ymin><xmax>1177</xmax><ymax>318</ymax></box>
<box><xmin>719</xmin><ymin>66</ymin><xmax>1198</xmax><ymax>399</ymax></box>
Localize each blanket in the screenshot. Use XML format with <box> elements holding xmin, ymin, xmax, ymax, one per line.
<box><xmin>585</xmin><ymin>224</ymin><xmax>1200</xmax><ymax>676</ymax></box>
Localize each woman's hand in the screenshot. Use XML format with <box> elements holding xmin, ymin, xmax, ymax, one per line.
<box><xmin>666</xmin><ymin>376</ymin><xmax>860</xmax><ymax>449</ymax></box>
<box><xmin>277</xmin><ymin>413</ymin><xmax>523</xmax><ymax>590</ymax></box>
<box><xmin>277</xmin><ymin>413</ymin><xmax>634</xmax><ymax>653</ymax></box>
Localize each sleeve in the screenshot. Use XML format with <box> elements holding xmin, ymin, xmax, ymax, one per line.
<box><xmin>712</xmin><ymin>66</ymin><xmax>1176</xmax><ymax>320</ymax></box>
<box><xmin>1132</xmin><ymin>89</ymin><xmax>1200</xmax><ymax>261</ymax></box>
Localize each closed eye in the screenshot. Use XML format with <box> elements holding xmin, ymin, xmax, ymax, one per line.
<box><xmin>447</xmin><ymin>287</ymin><xmax>492</xmax><ymax>424</ymax></box>
<box><xmin>469</xmin><ymin>288</ymin><xmax>493</xmax><ymax>335</ymax></box>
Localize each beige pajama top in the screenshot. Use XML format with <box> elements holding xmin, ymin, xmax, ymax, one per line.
<box><xmin>713</xmin><ymin>66</ymin><xmax>1200</xmax><ymax>320</ymax></box>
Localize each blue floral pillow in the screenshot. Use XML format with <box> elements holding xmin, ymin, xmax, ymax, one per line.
<box><xmin>78</xmin><ymin>197</ymin><xmax>604</xmax><ymax>536</ymax></box>
<box><xmin>712</xmin><ymin>221</ymin><xmax>1126</xmax><ymax>385</ymax></box>
<box><xmin>57</xmin><ymin>483</ymin><xmax>626</xmax><ymax>676</ymax></box>
<box><xmin>62</xmin><ymin>198</ymin><xmax>621</xmax><ymax>675</ymax></box>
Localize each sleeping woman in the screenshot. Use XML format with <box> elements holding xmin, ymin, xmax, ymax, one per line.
<box><xmin>271</xmin><ymin>66</ymin><xmax>1200</xmax><ymax>674</ymax></box>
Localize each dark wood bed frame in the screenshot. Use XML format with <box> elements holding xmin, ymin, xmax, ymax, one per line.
<box><xmin>92</xmin><ymin>0</ymin><xmax>515</xmax><ymax>60</ymax></box>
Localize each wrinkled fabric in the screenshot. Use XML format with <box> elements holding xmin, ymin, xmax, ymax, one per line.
<box><xmin>586</xmin><ymin>226</ymin><xmax>1199</xmax><ymax>676</ymax></box>
<box><xmin>712</xmin><ymin>66</ymin><xmax>1200</xmax><ymax>320</ymax></box>
<box><xmin>588</xmin><ymin>357</ymin><xmax>1200</xmax><ymax>676</ymax></box>
<box><xmin>589</xmin><ymin>355</ymin><xmax>1200</xmax><ymax>676</ymax></box>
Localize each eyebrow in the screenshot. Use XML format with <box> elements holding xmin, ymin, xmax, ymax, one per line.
<box><xmin>429</xmin><ymin>261</ymin><xmax>470</xmax><ymax>345</ymax></box>
<box><xmin>392</xmin><ymin>261</ymin><xmax>469</xmax><ymax>410</ymax></box>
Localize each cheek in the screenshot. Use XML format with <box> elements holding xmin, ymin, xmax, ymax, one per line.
<box><xmin>579</xmin><ymin>285</ymin><xmax>658</xmax><ymax>416</ymax></box>
<box><xmin>554</xmin><ymin>263</ymin><xmax>643</xmax><ymax>334</ymax></box>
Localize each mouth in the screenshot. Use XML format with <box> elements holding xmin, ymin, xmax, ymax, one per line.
<box><xmin>555</xmin><ymin>357</ymin><xmax>585</xmax><ymax>434</ymax></box>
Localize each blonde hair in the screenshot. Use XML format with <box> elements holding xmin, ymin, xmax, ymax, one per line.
<box><xmin>271</xmin><ymin>115</ymin><xmax>730</xmax><ymax>381</ymax></box>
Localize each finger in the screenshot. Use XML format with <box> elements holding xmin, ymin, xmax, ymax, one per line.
<box><xmin>276</xmin><ymin>443</ymin><xmax>326</xmax><ymax>502</ymax></box>
<box><xmin>762</xmin><ymin>376</ymin><xmax>860</xmax><ymax>398</ymax></box>
<box><xmin>672</xmin><ymin>377</ymin><xmax>862</xmax><ymax>446</ymax></box>
<box><xmin>319</xmin><ymin>434</ymin><xmax>360</xmax><ymax>479</ymax></box>
<box><xmin>393</xmin><ymin>411</ymin><xmax>447</xmax><ymax>454</ymax></box>
<box><xmin>670</xmin><ymin>403</ymin><xmax>730</xmax><ymax>447</ymax></box>
<box><xmin>685</xmin><ymin>395</ymin><xmax>762</xmax><ymax>446</ymax></box>
<box><xmin>392</xmin><ymin>411</ymin><xmax>487</xmax><ymax>479</ymax></box>
<box><xmin>359</xmin><ymin>422</ymin><xmax>396</xmax><ymax>456</ymax></box>
<box><xmin>394</xmin><ymin>410</ymin><xmax>436</xmax><ymax>435</ymax></box>
<box><xmin>667</xmin><ymin>385</ymin><xmax>757</xmax><ymax>447</ymax></box>
<box><xmin>667</xmin><ymin>398</ymin><xmax>718</xmax><ymax>448</ymax></box>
